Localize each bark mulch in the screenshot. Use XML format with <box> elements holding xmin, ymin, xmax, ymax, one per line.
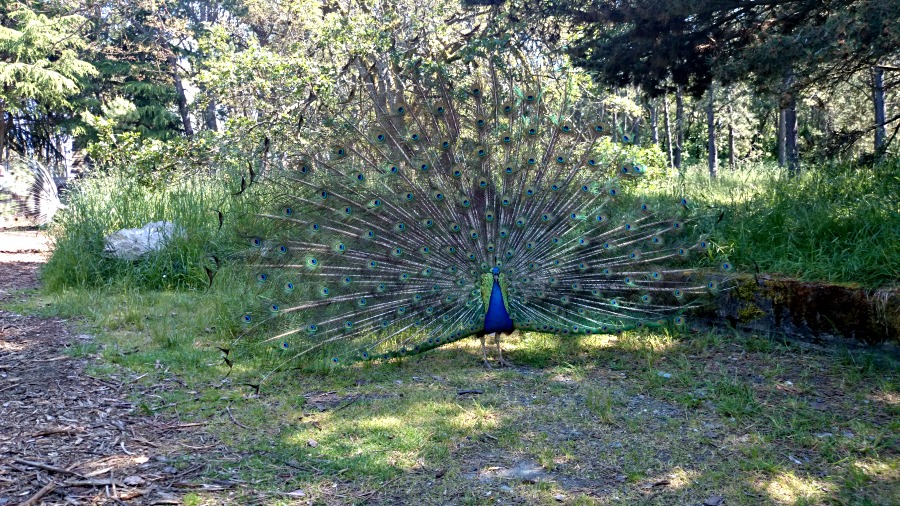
<box><xmin>0</xmin><ymin>230</ymin><xmax>240</xmax><ymax>505</ymax></box>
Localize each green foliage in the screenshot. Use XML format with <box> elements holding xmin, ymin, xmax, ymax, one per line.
<box><xmin>0</xmin><ymin>1</ymin><xmax>96</xmax><ymax>161</ymax></box>
<box><xmin>81</xmin><ymin>128</ymin><xmax>219</xmax><ymax>182</ymax></box>
<box><xmin>0</xmin><ymin>2</ymin><xmax>96</xmax><ymax>110</ymax></box>
<box><xmin>75</xmin><ymin>63</ymin><xmax>182</xmax><ymax>144</ymax></box>
<box><xmin>543</xmin><ymin>0</ymin><xmax>900</xmax><ymax>96</ymax></box>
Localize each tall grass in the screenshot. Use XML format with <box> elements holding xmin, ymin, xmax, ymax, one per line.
<box><xmin>42</xmin><ymin>158</ymin><xmax>900</xmax><ymax>292</ymax></box>
<box><xmin>679</xmin><ymin>159</ymin><xmax>900</xmax><ymax>287</ymax></box>
<box><xmin>41</xmin><ymin>171</ymin><xmax>255</xmax><ymax>290</ymax></box>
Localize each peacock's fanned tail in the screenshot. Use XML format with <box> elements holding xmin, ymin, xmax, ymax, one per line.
<box><xmin>227</xmin><ymin>55</ymin><xmax>731</xmax><ymax>372</ymax></box>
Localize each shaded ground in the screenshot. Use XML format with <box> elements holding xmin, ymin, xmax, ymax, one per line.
<box><xmin>0</xmin><ymin>231</ymin><xmax>235</xmax><ymax>505</ymax></box>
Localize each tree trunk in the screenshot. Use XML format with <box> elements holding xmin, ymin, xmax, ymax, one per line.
<box><xmin>202</xmin><ymin>89</ymin><xmax>218</xmax><ymax>132</ymax></box>
<box><xmin>168</xmin><ymin>55</ymin><xmax>194</xmax><ymax>137</ymax></box>
<box><xmin>873</xmin><ymin>66</ymin><xmax>886</xmax><ymax>156</ymax></box>
<box><xmin>783</xmin><ymin>72</ymin><xmax>799</xmax><ymax>176</ymax></box>
<box><xmin>777</xmin><ymin>108</ymin><xmax>786</xmax><ymax>167</ymax></box>
<box><xmin>728</xmin><ymin>104</ymin><xmax>736</xmax><ymax>170</ymax></box>
<box><xmin>674</xmin><ymin>85</ymin><xmax>684</xmax><ymax>171</ymax></box>
<box><xmin>650</xmin><ymin>98</ymin><xmax>659</xmax><ymax>146</ymax></box>
<box><xmin>3</xmin><ymin>110</ymin><xmax>10</xmax><ymax>167</ymax></box>
<box><xmin>0</xmin><ymin>105</ymin><xmax>6</xmax><ymax>173</ymax></box>
<box><xmin>707</xmin><ymin>83</ymin><xmax>718</xmax><ymax>179</ymax></box>
<box><xmin>204</xmin><ymin>100</ymin><xmax>217</xmax><ymax>131</ymax></box>
<box><xmin>612</xmin><ymin>111</ymin><xmax>618</xmax><ymax>143</ymax></box>
<box><xmin>663</xmin><ymin>94</ymin><xmax>673</xmax><ymax>168</ymax></box>
<box><xmin>785</xmin><ymin>104</ymin><xmax>798</xmax><ymax>176</ymax></box>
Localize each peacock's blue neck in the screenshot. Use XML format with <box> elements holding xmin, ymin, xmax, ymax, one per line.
<box><xmin>484</xmin><ymin>277</ymin><xmax>514</xmax><ymax>334</ymax></box>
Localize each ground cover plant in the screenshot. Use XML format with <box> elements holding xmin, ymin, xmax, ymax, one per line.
<box><xmin>678</xmin><ymin>160</ymin><xmax>900</xmax><ymax>288</ymax></box>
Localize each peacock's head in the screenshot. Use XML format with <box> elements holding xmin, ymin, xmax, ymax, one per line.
<box><xmin>491</xmin><ymin>267</ymin><xmax>500</xmax><ymax>275</ymax></box>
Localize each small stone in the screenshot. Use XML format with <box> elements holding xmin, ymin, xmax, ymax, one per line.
<box><xmin>307</xmin><ymin>439</ymin><xmax>319</xmax><ymax>448</ymax></box>
<box><xmin>554</xmin><ymin>493</ymin><xmax>565</xmax><ymax>501</ymax></box>
<box><xmin>657</xmin><ymin>371</ymin><xmax>672</xmax><ymax>379</ymax></box>
<box><xmin>500</xmin><ymin>485</ymin><xmax>512</xmax><ymax>493</ymax></box>
<box><xmin>162</xmin><ymin>466</ymin><xmax>177</xmax><ymax>474</ymax></box>
<box><xmin>123</xmin><ymin>475</ymin><xmax>145</xmax><ymax>486</ymax></box>
<box><xmin>285</xmin><ymin>489</ymin><xmax>306</xmax><ymax>497</ymax></box>
<box><xmin>703</xmin><ymin>496</ymin><xmax>724</xmax><ymax>506</ymax></box>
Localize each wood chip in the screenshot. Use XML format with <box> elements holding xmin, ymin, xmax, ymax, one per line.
<box><xmin>19</xmin><ymin>481</ymin><xmax>57</xmax><ymax>506</ymax></box>
<box><xmin>12</xmin><ymin>458</ymin><xmax>84</xmax><ymax>478</ymax></box>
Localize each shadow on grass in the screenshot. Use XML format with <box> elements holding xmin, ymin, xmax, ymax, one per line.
<box><xmin>201</xmin><ymin>329</ymin><xmax>898</xmax><ymax>505</ymax></box>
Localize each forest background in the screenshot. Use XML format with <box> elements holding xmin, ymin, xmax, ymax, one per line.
<box><xmin>2</xmin><ymin>0</ymin><xmax>899</xmax><ymax>178</ymax></box>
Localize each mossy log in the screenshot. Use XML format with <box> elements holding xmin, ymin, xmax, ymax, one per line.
<box><xmin>699</xmin><ymin>275</ymin><xmax>899</xmax><ymax>346</ymax></box>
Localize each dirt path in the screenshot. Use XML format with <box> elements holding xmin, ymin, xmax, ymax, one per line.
<box><xmin>0</xmin><ymin>230</ymin><xmax>232</xmax><ymax>505</ymax></box>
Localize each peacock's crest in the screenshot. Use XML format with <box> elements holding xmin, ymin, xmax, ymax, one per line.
<box><xmin>222</xmin><ymin>52</ymin><xmax>732</xmax><ymax>376</ymax></box>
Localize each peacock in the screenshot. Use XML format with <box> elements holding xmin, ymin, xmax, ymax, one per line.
<box><xmin>224</xmin><ymin>52</ymin><xmax>731</xmax><ymax>376</ymax></box>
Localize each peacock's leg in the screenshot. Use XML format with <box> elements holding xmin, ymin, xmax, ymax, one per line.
<box><xmin>495</xmin><ymin>333</ymin><xmax>512</xmax><ymax>367</ymax></box>
<box><xmin>479</xmin><ymin>334</ymin><xmax>492</xmax><ymax>368</ymax></box>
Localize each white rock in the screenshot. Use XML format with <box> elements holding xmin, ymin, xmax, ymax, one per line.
<box><xmin>103</xmin><ymin>221</ymin><xmax>182</xmax><ymax>260</ymax></box>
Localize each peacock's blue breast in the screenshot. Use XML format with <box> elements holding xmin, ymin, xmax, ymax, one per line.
<box><xmin>484</xmin><ymin>279</ymin><xmax>514</xmax><ymax>333</ymax></box>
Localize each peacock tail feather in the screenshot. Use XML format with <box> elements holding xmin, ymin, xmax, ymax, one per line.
<box><xmin>223</xmin><ymin>52</ymin><xmax>732</xmax><ymax>375</ymax></box>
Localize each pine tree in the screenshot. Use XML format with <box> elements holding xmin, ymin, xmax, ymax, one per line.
<box><xmin>0</xmin><ymin>1</ymin><xmax>96</xmax><ymax>164</ymax></box>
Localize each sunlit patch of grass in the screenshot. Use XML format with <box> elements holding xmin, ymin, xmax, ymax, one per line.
<box><xmin>763</xmin><ymin>471</ymin><xmax>831</xmax><ymax>505</ymax></box>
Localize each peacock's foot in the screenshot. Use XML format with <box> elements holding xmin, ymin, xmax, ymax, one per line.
<box><xmin>495</xmin><ymin>332</ymin><xmax>512</xmax><ymax>367</ymax></box>
<box><xmin>480</xmin><ymin>334</ymin><xmax>492</xmax><ymax>368</ymax></box>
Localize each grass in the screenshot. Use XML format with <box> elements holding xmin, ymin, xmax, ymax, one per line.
<box><xmin>675</xmin><ymin>159</ymin><xmax>900</xmax><ymax>288</ymax></box>
<box><xmin>8</xmin><ymin>287</ymin><xmax>898</xmax><ymax>505</ymax></box>
<box><xmin>37</xmin><ymin>157</ymin><xmax>900</xmax><ymax>297</ymax></box>
<box><xmin>38</xmin><ymin>168</ymin><xmax>264</xmax><ymax>291</ymax></box>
